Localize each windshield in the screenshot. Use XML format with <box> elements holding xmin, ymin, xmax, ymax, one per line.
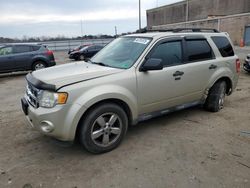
<box><xmin>80</xmin><ymin>46</ymin><xmax>89</xmax><ymax>51</ymax></box>
<box><xmin>91</xmin><ymin>37</ymin><xmax>152</xmax><ymax>69</ymax></box>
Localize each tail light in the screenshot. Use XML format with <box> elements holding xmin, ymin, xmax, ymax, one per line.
<box><xmin>46</xmin><ymin>50</ymin><xmax>53</xmax><ymax>56</ymax></box>
<box><xmin>236</xmin><ymin>59</ymin><xmax>241</xmax><ymax>73</ymax></box>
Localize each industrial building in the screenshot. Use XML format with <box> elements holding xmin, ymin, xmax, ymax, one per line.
<box><xmin>147</xmin><ymin>0</ymin><xmax>250</xmax><ymax>45</ymax></box>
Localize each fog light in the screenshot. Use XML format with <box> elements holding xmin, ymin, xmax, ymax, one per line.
<box><xmin>40</xmin><ymin>121</ymin><xmax>54</xmax><ymax>133</ymax></box>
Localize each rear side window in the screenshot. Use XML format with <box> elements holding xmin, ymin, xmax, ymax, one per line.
<box><xmin>14</xmin><ymin>45</ymin><xmax>32</xmax><ymax>53</ymax></box>
<box><xmin>186</xmin><ymin>39</ymin><xmax>213</xmax><ymax>62</ymax></box>
<box><xmin>31</xmin><ymin>45</ymin><xmax>41</xmax><ymax>51</ymax></box>
<box><xmin>211</xmin><ymin>36</ymin><xmax>234</xmax><ymax>57</ymax></box>
<box><xmin>150</xmin><ymin>41</ymin><xmax>183</xmax><ymax>67</ymax></box>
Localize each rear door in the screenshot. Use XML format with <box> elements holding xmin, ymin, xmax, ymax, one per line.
<box><xmin>12</xmin><ymin>45</ymin><xmax>34</xmax><ymax>69</ymax></box>
<box><xmin>0</xmin><ymin>46</ymin><xmax>15</xmax><ymax>72</ymax></box>
<box><xmin>180</xmin><ymin>36</ymin><xmax>219</xmax><ymax>96</ymax></box>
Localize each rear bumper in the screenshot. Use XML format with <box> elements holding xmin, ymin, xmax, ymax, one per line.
<box><xmin>48</xmin><ymin>60</ymin><xmax>56</xmax><ymax>67</ymax></box>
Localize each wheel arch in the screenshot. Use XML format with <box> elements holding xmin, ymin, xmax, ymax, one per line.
<box><xmin>210</xmin><ymin>76</ymin><xmax>233</xmax><ymax>95</ymax></box>
<box><xmin>31</xmin><ymin>59</ymin><xmax>48</xmax><ymax>69</ymax></box>
<box><xmin>75</xmin><ymin>98</ymin><xmax>134</xmax><ymax>141</ymax></box>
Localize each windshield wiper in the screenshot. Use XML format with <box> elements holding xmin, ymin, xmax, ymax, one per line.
<box><xmin>88</xmin><ymin>60</ymin><xmax>110</xmax><ymax>67</ymax></box>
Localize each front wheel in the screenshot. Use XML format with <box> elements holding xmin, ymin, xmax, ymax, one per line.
<box><xmin>79</xmin><ymin>55</ymin><xmax>85</xmax><ymax>61</ymax></box>
<box><xmin>79</xmin><ymin>103</ymin><xmax>128</xmax><ymax>154</ymax></box>
<box><xmin>204</xmin><ymin>81</ymin><xmax>227</xmax><ymax>112</ymax></box>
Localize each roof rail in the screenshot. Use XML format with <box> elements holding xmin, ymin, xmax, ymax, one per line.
<box><xmin>147</xmin><ymin>28</ymin><xmax>220</xmax><ymax>33</ymax></box>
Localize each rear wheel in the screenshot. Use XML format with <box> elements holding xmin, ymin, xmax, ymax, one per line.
<box><xmin>79</xmin><ymin>103</ymin><xmax>128</xmax><ymax>154</ymax></box>
<box><xmin>204</xmin><ymin>81</ymin><xmax>227</xmax><ymax>112</ymax></box>
<box><xmin>32</xmin><ymin>61</ymin><xmax>46</xmax><ymax>71</ymax></box>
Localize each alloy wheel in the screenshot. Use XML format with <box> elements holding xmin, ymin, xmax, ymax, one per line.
<box><xmin>34</xmin><ymin>63</ymin><xmax>45</xmax><ymax>70</ymax></box>
<box><xmin>91</xmin><ymin>113</ymin><xmax>122</xmax><ymax>147</ymax></box>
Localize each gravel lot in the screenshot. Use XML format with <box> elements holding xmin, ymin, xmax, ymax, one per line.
<box><xmin>0</xmin><ymin>50</ymin><xmax>250</xmax><ymax>188</ymax></box>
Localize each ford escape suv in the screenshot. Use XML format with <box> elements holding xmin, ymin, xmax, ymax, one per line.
<box><xmin>21</xmin><ymin>28</ymin><xmax>239</xmax><ymax>154</ymax></box>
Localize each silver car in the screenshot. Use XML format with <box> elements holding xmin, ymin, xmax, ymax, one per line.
<box><xmin>21</xmin><ymin>29</ymin><xmax>240</xmax><ymax>153</ymax></box>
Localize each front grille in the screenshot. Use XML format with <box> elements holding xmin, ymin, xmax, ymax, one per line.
<box><xmin>26</xmin><ymin>84</ymin><xmax>40</xmax><ymax>108</ymax></box>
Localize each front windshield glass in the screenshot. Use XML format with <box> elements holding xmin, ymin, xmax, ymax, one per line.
<box><xmin>91</xmin><ymin>37</ymin><xmax>152</xmax><ymax>69</ymax></box>
<box><xmin>80</xmin><ymin>46</ymin><xmax>89</xmax><ymax>51</ymax></box>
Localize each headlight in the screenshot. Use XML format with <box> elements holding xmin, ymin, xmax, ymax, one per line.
<box><xmin>38</xmin><ymin>91</ymin><xmax>68</xmax><ymax>108</ymax></box>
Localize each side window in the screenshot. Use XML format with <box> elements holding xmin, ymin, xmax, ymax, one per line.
<box><xmin>31</xmin><ymin>45</ymin><xmax>41</xmax><ymax>51</ymax></box>
<box><xmin>0</xmin><ymin>47</ymin><xmax>13</xmax><ymax>56</ymax></box>
<box><xmin>150</xmin><ymin>41</ymin><xmax>183</xmax><ymax>67</ymax></box>
<box><xmin>186</xmin><ymin>39</ymin><xmax>214</xmax><ymax>62</ymax></box>
<box><xmin>87</xmin><ymin>46</ymin><xmax>96</xmax><ymax>51</ymax></box>
<box><xmin>14</xmin><ymin>45</ymin><xmax>32</xmax><ymax>54</ymax></box>
<box><xmin>211</xmin><ymin>36</ymin><xmax>234</xmax><ymax>57</ymax></box>
<box><xmin>95</xmin><ymin>46</ymin><xmax>103</xmax><ymax>50</ymax></box>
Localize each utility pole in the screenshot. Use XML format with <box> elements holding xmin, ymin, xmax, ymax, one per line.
<box><xmin>139</xmin><ymin>0</ymin><xmax>141</xmax><ymax>30</ymax></box>
<box><xmin>114</xmin><ymin>26</ymin><xmax>117</xmax><ymax>38</ymax></box>
<box><xmin>186</xmin><ymin>0</ymin><xmax>189</xmax><ymax>22</ymax></box>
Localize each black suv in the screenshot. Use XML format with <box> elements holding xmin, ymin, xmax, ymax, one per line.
<box><xmin>0</xmin><ymin>44</ymin><xmax>56</xmax><ymax>73</ymax></box>
<box><xmin>69</xmin><ymin>45</ymin><xmax>103</xmax><ymax>60</ymax></box>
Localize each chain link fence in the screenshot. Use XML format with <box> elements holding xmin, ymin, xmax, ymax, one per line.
<box><xmin>0</xmin><ymin>38</ymin><xmax>114</xmax><ymax>51</ymax></box>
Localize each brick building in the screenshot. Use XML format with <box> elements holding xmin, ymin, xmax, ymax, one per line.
<box><xmin>147</xmin><ymin>0</ymin><xmax>250</xmax><ymax>45</ymax></box>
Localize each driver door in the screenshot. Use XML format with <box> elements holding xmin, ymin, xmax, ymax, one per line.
<box><xmin>136</xmin><ymin>38</ymin><xmax>199</xmax><ymax>114</ymax></box>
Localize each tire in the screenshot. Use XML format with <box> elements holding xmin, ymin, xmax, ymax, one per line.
<box><xmin>204</xmin><ymin>81</ymin><xmax>227</xmax><ymax>112</ymax></box>
<box><xmin>32</xmin><ymin>61</ymin><xmax>47</xmax><ymax>71</ymax></box>
<box><xmin>79</xmin><ymin>55</ymin><xmax>85</xmax><ymax>61</ymax></box>
<box><xmin>79</xmin><ymin>103</ymin><xmax>128</xmax><ymax>154</ymax></box>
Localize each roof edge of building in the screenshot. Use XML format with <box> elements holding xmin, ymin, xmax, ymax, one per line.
<box><xmin>147</xmin><ymin>0</ymin><xmax>186</xmax><ymax>12</ymax></box>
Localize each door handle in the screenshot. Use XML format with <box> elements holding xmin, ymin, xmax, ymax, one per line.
<box><xmin>173</xmin><ymin>71</ymin><xmax>184</xmax><ymax>77</ymax></box>
<box><xmin>209</xmin><ymin>64</ymin><xmax>217</xmax><ymax>69</ymax></box>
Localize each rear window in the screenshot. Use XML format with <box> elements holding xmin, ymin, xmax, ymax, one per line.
<box><xmin>211</xmin><ymin>36</ymin><xmax>234</xmax><ymax>57</ymax></box>
<box><xmin>186</xmin><ymin>39</ymin><xmax>214</xmax><ymax>62</ymax></box>
<box><xmin>31</xmin><ymin>45</ymin><xmax>41</xmax><ymax>51</ymax></box>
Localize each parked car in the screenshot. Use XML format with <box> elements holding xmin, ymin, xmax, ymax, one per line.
<box><xmin>68</xmin><ymin>44</ymin><xmax>90</xmax><ymax>54</ymax></box>
<box><xmin>243</xmin><ymin>54</ymin><xmax>250</xmax><ymax>72</ymax></box>
<box><xmin>69</xmin><ymin>45</ymin><xmax>104</xmax><ymax>60</ymax></box>
<box><xmin>0</xmin><ymin>44</ymin><xmax>55</xmax><ymax>73</ymax></box>
<box><xmin>21</xmin><ymin>28</ymin><xmax>239</xmax><ymax>154</ymax></box>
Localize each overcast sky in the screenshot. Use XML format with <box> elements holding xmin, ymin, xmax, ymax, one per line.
<box><xmin>0</xmin><ymin>0</ymin><xmax>182</xmax><ymax>38</ymax></box>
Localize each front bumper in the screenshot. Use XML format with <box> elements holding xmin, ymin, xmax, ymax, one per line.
<box><xmin>21</xmin><ymin>97</ymin><xmax>85</xmax><ymax>141</ymax></box>
<box><xmin>243</xmin><ymin>59</ymin><xmax>250</xmax><ymax>72</ymax></box>
<box><xmin>69</xmin><ymin>54</ymin><xmax>77</xmax><ymax>59</ymax></box>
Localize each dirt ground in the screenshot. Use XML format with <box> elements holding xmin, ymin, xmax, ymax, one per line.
<box><xmin>0</xmin><ymin>50</ymin><xmax>249</xmax><ymax>188</ymax></box>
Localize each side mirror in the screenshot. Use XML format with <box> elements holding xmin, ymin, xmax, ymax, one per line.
<box><xmin>139</xmin><ymin>58</ymin><xmax>163</xmax><ymax>72</ymax></box>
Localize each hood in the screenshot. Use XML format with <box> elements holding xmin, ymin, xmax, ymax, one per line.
<box><xmin>31</xmin><ymin>62</ymin><xmax>123</xmax><ymax>90</ymax></box>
